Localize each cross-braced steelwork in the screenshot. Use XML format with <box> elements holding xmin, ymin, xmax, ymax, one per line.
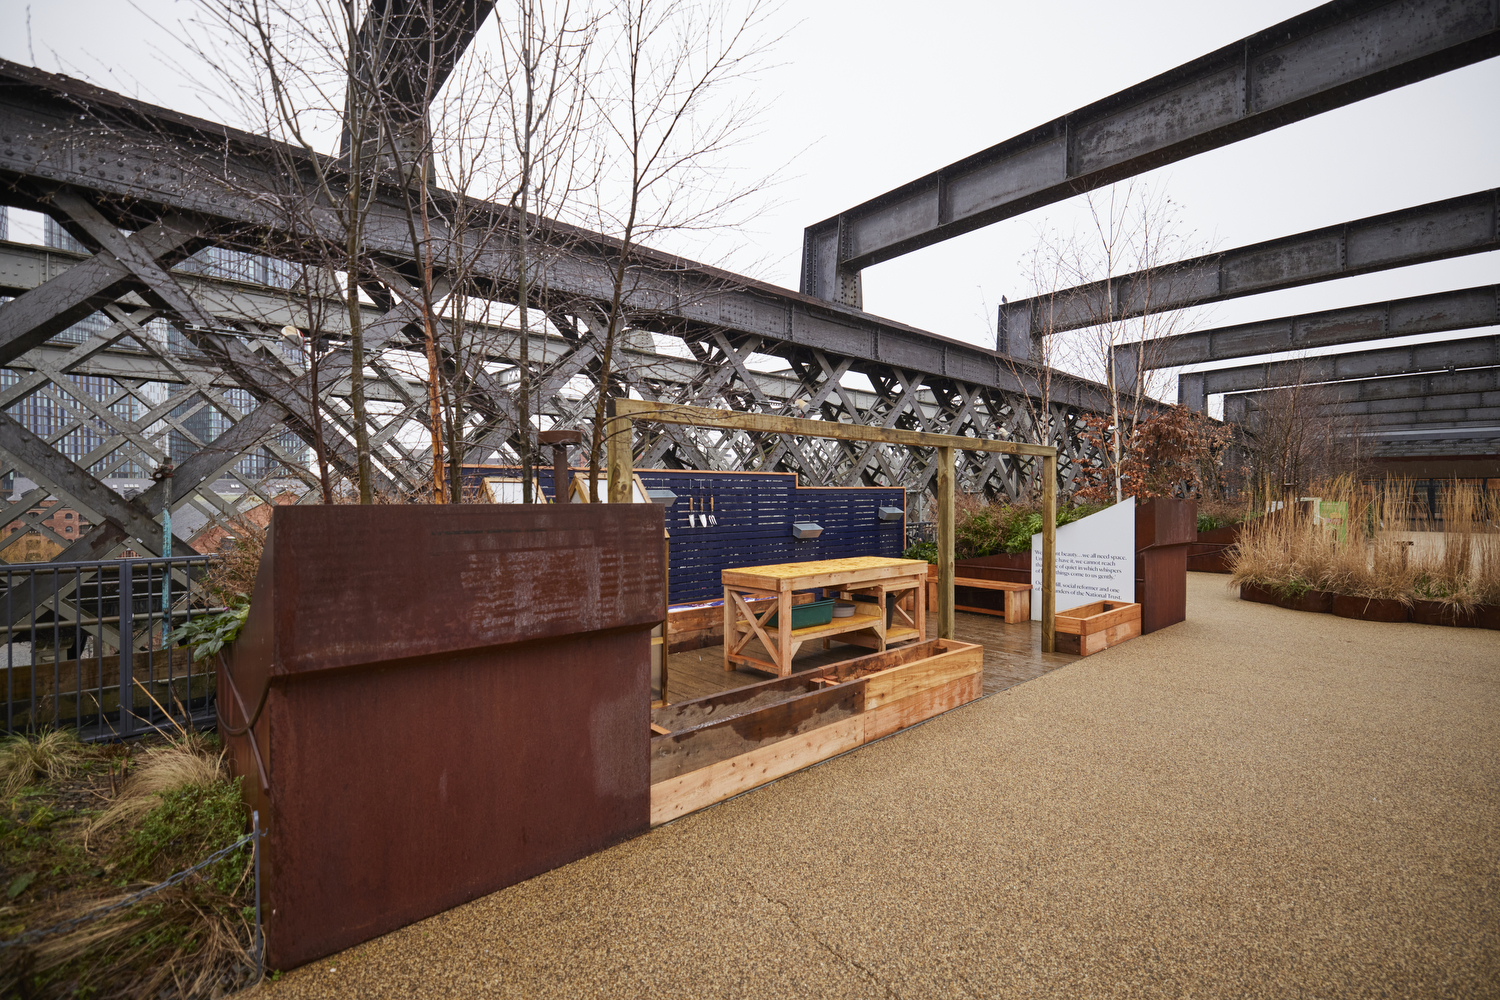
<box><xmin>0</xmin><ymin>57</ymin><xmax>1114</xmax><ymax>563</ymax></box>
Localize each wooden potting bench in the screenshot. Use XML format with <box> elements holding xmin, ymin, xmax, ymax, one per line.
<box><xmin>722</xmin><ymin>557</ymin><xmax>929</xmax><ymax>677</ymax></box>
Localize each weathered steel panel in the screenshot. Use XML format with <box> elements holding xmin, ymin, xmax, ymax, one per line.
<box><xmin>261</xmin><ymin>505</ymin><xmax>664</xmax><ymax>676</ymax></box>
<box><xmin>267</xmin><ymin>629</ymin><xmax>649</xmax><ymax>970</ymax></box>
<box><xmin>222</xmin><ymin>504</ymin><xmax>662</xmax><ymax>971</ymax></box>
<box><xmin>1134</xmin><ymin>499</ymin><xmax>1194</xmax><ymax>635</ymax></box>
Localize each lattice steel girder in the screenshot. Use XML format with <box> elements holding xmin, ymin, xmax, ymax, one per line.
<box><xmin>0</xmin><ymin>60</ymin><xmax>1117</xmax><ymax>419</ymax></box>
<box><xmin>801</xmin><ymin>0</ymin><xmax>1500</xmax><ymax>302</ymax></box>
<box><xmin>999</xmin><ymin>190</ymin><xmax>1500</xmax><ymax>357</ymax></box>
<box><xmin>1112</xmin><ymin>285</ymin><xmax>1500</xmax><ymax>382</ymax></box>
<box><xmin>1178</xmin><ymin>334</ymin><xmax>1500</xmax><ymax>410</ymax></box>
<box><xmin>0</xmin><ymin>412</ymin><xmax>195</xmax><ymax>553</ymax></box>
<box><xmin>0</xmin><ymin>215</ymin><xmax>210</xmax><ymax>362</ymax></box>
<box><xmin>0</xmin><ymin>239</ymin><xmax>379</xmax><ymax>340</ymax></box>
<box><xmin>1221</xmin><ymin>367</ymin><xmax>1500</xmax><ymax>420</ymax></box>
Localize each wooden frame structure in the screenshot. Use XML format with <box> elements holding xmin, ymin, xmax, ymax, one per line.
<box><xmin>607</xmin><ymin>400</ymin><xmax>1060</xmax><ymax>652</ymax></box>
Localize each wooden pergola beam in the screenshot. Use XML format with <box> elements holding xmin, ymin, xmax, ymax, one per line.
<box><xmin>607</xmin><ymin>399</ymin><xmax>1058</xmax><ymax>653</ymax></box>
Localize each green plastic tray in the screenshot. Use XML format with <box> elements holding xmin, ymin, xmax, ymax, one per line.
<box><xmin>765</xmin><ymin>598</ymin><xmax>835</xmax><ymax>630</ymax></box>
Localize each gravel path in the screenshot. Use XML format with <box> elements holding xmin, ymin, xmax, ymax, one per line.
<box><xmin>262</xmin><ymin>575</ymin><xmax>1500</xmax><ymax>998</ymax></box>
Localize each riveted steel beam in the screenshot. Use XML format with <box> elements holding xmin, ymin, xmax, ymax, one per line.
<box><xmin>1228</xmin><ymin>391</ymin><xmax>1500</xmax><ymax>424</ymax></box>
<box><xmin>1113</xmin><ymin>285</ymin><xmax>1500</xmax><ymax>383</ymax></box>
<box><xmin>1179</xmin><ymin>334</ymin><xmax>1500</xmax><ymax>410</ymax></box>
<box><xmin>0</xmin><ymin>59</ymin><xmax>1116</xmax><ymax>416</ymax></box>
<box><xmin>1001</xmin><ymin>190</ymin><xmax>1500</xmax><ymax>358</ymax></box>
<box><xmin>805</xmin><ymin>0</ymin><xmax>1500</xmax><ymax>302</ymax></box>
<box><xmin>1222</xmin><ymin>366</ymin><xmax>1500</xmax><ymax>422</ymax></box>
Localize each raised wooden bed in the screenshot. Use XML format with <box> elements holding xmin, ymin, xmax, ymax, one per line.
<box><xmin>1054</xmin><ymin>601</ymin><xmax>1141</xmax><ymax>657</ymax></box>
<box><xmin>648</xmin><ymin>638</ymin><xmax>982</xmax><ymax>826</ymax></box>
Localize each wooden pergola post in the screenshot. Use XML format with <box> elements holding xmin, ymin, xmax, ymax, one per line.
<box><xmin>1041</xmin><ymin>452</ymin><xmax>1057</xmax><ymax>654</ymax></box>
<box><xmin>936</xmin><ymin>445</ymin><xmax>955</xmax><ymax>640</ymax></box>
<box><xmin>607</xmin><ymin>400</ymin><xmax>1059</xmax><ymax>652</ymax></box>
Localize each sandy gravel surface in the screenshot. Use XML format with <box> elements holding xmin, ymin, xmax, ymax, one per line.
<box><xmin>261</xmin><ymin>575</ymin><xmax>1499</xmax><ymax>999</ymax></box>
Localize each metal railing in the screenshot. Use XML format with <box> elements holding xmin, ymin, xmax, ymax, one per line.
<box><xmin>0</xmin><ymin>554</ymin><xmax>222</xmax><ymax>740</ymax></box>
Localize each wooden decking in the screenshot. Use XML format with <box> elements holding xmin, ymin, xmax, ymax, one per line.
<box><xmin>666</xmin><ymin>610</ymin><xmax>1077</xmax><ymax>705</ymax></box>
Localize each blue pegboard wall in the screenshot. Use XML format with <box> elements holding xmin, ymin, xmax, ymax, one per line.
<box><xmin>462</xmin><ymin>466</ymin><xmax>906</xmax><ymax>605</ymax></box>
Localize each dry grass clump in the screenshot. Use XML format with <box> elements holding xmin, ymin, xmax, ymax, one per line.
<box><xmin>29</xmin><ymin>883</ymin><xmax>256</xmax><ymax>1000</ymax></box>
<box><xmin>86</xmin><ymin>734</ymin><xmax>226</xmax><ymax>844</ymax></box>
<box><xmin>1231</xmin><ymin>477</ymin><xmax>1500</xmax><ymax>608</ymax></box>
<box><xmin>0</xmin><ymin>729</ymin><xmax>98</xmax><ymax>798</ymax></box>
<box><xmin>1</xmin><ymin>731</ymin><xmax>257</xmax><ymax>1000</ymax></box>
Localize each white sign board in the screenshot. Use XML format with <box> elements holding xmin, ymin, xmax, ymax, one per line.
<box><xmin>1031</xmin><ymin>498</ymin><xmax>1136</xmax><ymax>619</ymax></box>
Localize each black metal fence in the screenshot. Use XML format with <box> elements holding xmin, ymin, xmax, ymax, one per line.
<box><xmin>0</xmin><ymin>554</ymin><xmax>222</xmax><ymax>740</ymax></box>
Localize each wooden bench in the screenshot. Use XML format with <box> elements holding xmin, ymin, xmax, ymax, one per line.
<box><xmin>927</xmin><ymin>577</ymin><xmax>1031</xmax><ymax>624</ymax></box>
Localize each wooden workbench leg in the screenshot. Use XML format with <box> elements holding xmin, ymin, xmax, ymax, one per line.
<box><xmin>917</xmin><ymin>576</ymin><xmax>927</xmax><ymax>638</ymax></box>
<box><xmin>777</xmin><ymin>589</ymin><xmax>792</xmax><ymax>677</ymax></box>
<box><xmin>722</xmin><ymin>587</ymin><xmax>734</xmax><ymax>671</ymax></box>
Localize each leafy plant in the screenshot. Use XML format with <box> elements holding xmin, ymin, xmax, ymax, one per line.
<box><xmin>902</xmin><ymin>541</ymin><xmax>939</xmax><ymax>564</ymax></box>
<box><xmin>119</xmin><ymin>776</ymin><xmax>248</xmax><ymax>893</ymax></box>
<box><xmin>166</xmin><ymin>602</ymin><xmax>249</xmax><ymax>662</ymax></box>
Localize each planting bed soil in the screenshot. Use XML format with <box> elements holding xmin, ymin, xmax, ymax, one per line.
<box><xmin>649</xmin><ymin>637</ymin><xmax>982</xmax><ymax>826</ymax></box>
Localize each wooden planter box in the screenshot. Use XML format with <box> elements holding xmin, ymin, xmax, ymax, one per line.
<box><xmin>648</xmin><ymin>638</ymin><xmax>982</xmax><ymax>826</ymax></box>
<box><xmin>1054</xmin><ymin>601</ymin><xmax>1141</xmax><ymax>657</ymax></box>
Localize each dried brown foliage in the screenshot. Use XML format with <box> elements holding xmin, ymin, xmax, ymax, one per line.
<box><xmin>1230</xmin><ymin>478</ymin><xmax>1500</xmax><ymax>608</ymax></box>
<box><xmin>1073</xmin><ymin>405</ymin><xmax>1233</xmax><ymax>505</ymax></box>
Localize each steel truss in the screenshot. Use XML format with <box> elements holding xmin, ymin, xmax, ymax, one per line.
<box><xmin>0</xmin><ymin>62</ymin><xmax>1115</xmax><ymax>559</ymax></box>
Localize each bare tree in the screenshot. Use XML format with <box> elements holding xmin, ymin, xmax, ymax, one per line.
<box><xmin>495</xmin><ymin>0</ymin><xmax>595</xmax><ymax>502</ymax></box>
<box><xmin>1049</xmin><ymin>182</ymin><xmax>1208</xmax><ymax>503</ymax></box>
<box><xmin>179</xmin><ymin>0</ymin><xmax>438</xmax><ymax>503</ymax></box>
<box><xmin>995</xmin><ymin>228</ymin><xmax>1085</xmax><ymax>500</ymax></box>
<box><xmin>582</xmin><ymin>0</ymin><xmax>779</xmax><ymax>501</ymax></box>
<box><xmin>1231</xmin><ymin>363</ymin><xmax>1367</xmax><ymax>504</ymax></box>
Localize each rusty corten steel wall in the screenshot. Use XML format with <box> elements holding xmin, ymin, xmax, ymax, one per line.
<box><xmin>218</xmin><ymin>504</ymin><xmax>664</xmax><ymax>971</ymax></box>
<box><xmin>1134</xmin><ymin>499</ymin><xmax>1196</xmax><ymax>635</ymax></box>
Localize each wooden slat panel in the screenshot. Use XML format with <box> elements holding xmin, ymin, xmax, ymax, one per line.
<box><xmin>862</xmin><ymin>641</ymin><xmax>982</xmax><ymax>710</ymax></box>
<box><xmin>649</xmin><ymin>714</ymin><xmax>866</xmax><ymax>826</ymax></box>
<box><xmin>864</xmin><ymin>670</ymin><xmax>983</xmax><ymax>742</ymax></box>
<box><xmin>1056</xmin><ymin>601</ymin><xmax>1141</xmax><ymax>635</ymax></box>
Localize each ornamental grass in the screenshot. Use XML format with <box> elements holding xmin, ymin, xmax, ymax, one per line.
<box><xmin>1230</xmin><ymin>478</ymin><xmax>1500</xmax><ymax>610</ymax></box>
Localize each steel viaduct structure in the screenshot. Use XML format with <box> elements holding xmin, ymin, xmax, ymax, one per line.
<box><xmin>0</xmin><ymin>0</ymin><xmax>1496</xmax><ymax>562</ymax></box>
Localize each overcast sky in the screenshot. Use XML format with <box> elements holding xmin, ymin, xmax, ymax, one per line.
<box><xmin>2</xmin><ymin>0</ymin><xmax>1496</xmax><ymax>410</ymax></box>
